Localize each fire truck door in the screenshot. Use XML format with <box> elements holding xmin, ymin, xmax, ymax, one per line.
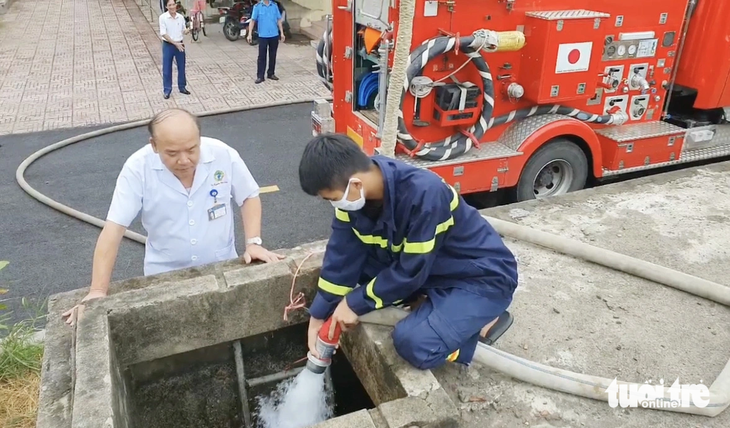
<box><xmin>355</xmin><ymin>0</ymin><xmax>390</xmax><ymax>32</ymax></box>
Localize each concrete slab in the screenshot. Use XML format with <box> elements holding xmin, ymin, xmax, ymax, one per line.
<box><xmin>432</xmin><ymin>161</ymin><xmax>730</xmax><ymax>427</ymax></box>
<box><xmin>39</xmin><ymin>240</ymin><xmax>456</xmax><ymax>427</ymax></box>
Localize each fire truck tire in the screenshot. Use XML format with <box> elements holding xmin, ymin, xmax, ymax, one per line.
<box><xmin>515</xmin><ymin>139</ymin><xmax>588</xmax><ymax>202</ymax></box>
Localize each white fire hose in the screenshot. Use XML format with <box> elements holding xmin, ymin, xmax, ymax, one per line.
<box><xmin>359</xmin><ymin>215</ymin><xmax>730</xmax><ymax>417</ymax></box>
<box><xmin>377</xmin><ymin>0</ymin><xmax>415</xmax><ymax>158</ymax></box>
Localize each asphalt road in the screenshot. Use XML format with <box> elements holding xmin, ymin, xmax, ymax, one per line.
<box><xmin>0</xmin><ymin>103</ymin><xmax>333</xmax><ymax>325</ymax></box>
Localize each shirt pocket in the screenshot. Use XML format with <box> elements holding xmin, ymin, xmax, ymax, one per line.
<box><xmin>209</xmin><ymin>183</ymin><xmax>233</xmax><ymax>206</ymax></box>
<box><xmin>215</xmin><ymin>241</ymin><xmax>236</xmax><ymax>261</ymax></box>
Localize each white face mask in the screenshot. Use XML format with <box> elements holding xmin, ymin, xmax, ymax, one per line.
<box><xmin>330</xmin><ymin>179</ymin><xmax>365</xmax><ymax>211</ymax></box>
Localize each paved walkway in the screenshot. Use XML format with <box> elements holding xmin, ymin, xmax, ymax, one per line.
<box><xmin>0</xmin><ymin>0</ymin><xmax>330</xmax><ymax>135</ymax></box>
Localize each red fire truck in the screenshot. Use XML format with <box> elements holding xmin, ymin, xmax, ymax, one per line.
<box><xmin>311</xmin><ymin>0</ymin><xmax>730</xmax><ymax>201</ymax></box>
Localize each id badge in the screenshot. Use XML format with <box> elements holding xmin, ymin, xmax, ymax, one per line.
<box><xmin>207</xmin><ymin>203</ymin><xmax>227</xmax><ymax>221</ymax></box>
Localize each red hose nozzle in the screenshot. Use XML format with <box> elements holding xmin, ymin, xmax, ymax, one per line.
<box><xmin>318</xmin><ymin>317</ymin><xmax>342</xmax><ymax>345</ymax></box>
<box><xmin>306</xmin><ymin>317</ymin><xmax>342</xmax><ymax>374</ymax></box>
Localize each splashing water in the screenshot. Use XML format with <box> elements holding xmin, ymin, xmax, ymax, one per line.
<box><xmin>256</xmin><ymin>369</ymin><xmax>334</xmax><ymax>428</ymax></box>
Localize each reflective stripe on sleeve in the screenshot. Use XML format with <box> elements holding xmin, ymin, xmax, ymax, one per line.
<box><xmin>318</xmin><ymin>277</ymin><xmax>352</xmax><ymax>296</ymax></box>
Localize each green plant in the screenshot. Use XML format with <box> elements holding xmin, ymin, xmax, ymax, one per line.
<box><xmin>0</xmin><ymin>261</ymin><xmax>47</xmax><ymax>381</ymax></box>
<box><xmin>0</xmin><ymin>297</ymin><xmax>46</xmax><ymax>382</ymax></box>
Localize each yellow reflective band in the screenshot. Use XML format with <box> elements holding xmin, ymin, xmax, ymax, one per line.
<box><xmin>449</xmin><ymin>185</ymin><xmax>459</xmax><ymax>211</ymax></box>
<box><xmin>318</xmin><ymin>278</ymin><xmax>352</xmax><ymax>296</ymax></box>
<box><xmin>335</xmin><ymin>208</ymin><xmax>350</xmax><ymax>222</ymax></box>
<box><xmin>401</xmin><ymin>216</ymin><xmax>454</xmax><ymax>254</ymax></box>
<box><xmin>349</xmin><ymin>183</ymin><xmax>459</xmax><ymax>253</ymax></box>
<box><xmin>446</xmin><ymin>349</ymin><xmax>460</xmax><ymax>362</ymax></box>
<box><xmin>352</xmin><ymin>228</ymin><xmax>389</xmax><ymax>249</ymax></box>
<box><xmin>366</xmin><ymin>277</ymin><xmax>384</xmax><ymax>309</ymax></box>
<box><xmin>393</xmin><ymin>299</ymin><xmax>403</xmax><ymax>305</ymax></box>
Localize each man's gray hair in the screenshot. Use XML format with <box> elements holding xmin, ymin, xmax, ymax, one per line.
<box><xmin>147</xmin><ymin>108</ymin><xmax>201</xmax><ymax>137</ymax></box>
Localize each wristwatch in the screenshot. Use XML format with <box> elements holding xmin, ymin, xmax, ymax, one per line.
<box><xmin>246</xmin><ymin>237</ymin><xmax>262</xmax><ymax>246</ymax></box>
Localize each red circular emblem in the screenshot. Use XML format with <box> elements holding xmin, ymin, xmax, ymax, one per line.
<box><xmin>567</xmin><ymin>49</ymin><xmax>581</xmax><ymax>64</ymax></box>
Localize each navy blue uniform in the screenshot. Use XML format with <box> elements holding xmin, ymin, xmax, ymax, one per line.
<box><xmin>309</xmin><ymin>155</ymin><xmax>519</xmax><ymax>369</ymax></box>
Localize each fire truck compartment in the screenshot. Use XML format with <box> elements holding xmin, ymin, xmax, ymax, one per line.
<box><xmin>672</xmin><ymin>0</ymin><xmax>730</xmax><ymax>110</ymax></box>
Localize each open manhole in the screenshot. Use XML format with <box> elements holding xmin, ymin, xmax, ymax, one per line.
<box><xmin>123</xmin><ymin>322</ymin><xmax>374</xmax><ymax>428</ymax></box>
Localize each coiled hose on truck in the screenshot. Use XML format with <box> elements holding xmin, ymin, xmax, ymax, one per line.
<box><xmin>315</xmin><ymin>16</ymin><xmax>628</xmax><ymax>161</ymax></box>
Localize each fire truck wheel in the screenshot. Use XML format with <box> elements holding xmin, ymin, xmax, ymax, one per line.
<box><xmin>515</xmin><ymin>139</ymin><xmax>588</xmax><ymax>202</ymax></box>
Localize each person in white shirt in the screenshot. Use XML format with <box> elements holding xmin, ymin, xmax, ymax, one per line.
<box><xmin>159</xmin><ymin>0</ymin><xmax>191</xmax><ymax>99</ymax></box>
<box><xmin>62</xmin><ymin>108</ymin><xmax>283</xmax><ymax>325</ymax></box>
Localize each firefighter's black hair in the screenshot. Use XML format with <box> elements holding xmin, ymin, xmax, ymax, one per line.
<box><xmin>299</xmin><ymin>133</ymin><xmax>373</xmax><ymax>196</ymax></box>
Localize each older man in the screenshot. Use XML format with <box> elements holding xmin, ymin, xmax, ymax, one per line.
<box><xmin>62</xmin><ymin>108</ymin><xmax>282</xmax><ymax>324</ymax></box>
<box><xmin>159</xmin><ymin>0</ymin><xmax>191</xmax><ymax>99</ymax></box>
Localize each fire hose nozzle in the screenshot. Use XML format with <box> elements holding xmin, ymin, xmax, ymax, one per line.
<box><xmin>305</xmin><ymin>317</ymin><xmax>342</xmax><ymax>374</ymax></box>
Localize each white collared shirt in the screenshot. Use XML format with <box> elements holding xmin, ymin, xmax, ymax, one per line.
<box><xmin>106</xmin><ymin>137</ymin><xmax>260</xmax><ymax>276</ymax></box>
<box><xmin>159</xmin><ymin>11</ymin><xmax>186</xmax><ymax>42</ymax></box>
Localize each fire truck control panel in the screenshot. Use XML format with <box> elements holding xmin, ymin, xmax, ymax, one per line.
<box><xmin>312</xmin><ymin>0</ymin><xmax>730</xmax><ymax>201</ymax></box>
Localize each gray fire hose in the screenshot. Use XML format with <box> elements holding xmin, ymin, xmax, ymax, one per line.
<box><xmin>15</xmin><ymin>100</ymin><xmax>729</xmax><ymax>417</ymax></box>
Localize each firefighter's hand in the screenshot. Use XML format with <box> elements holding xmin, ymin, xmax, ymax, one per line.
<box><xmin>330</xmin><ymin>298</ymin><xmax>359</xmax><ymax>337</ymax></box>
<box><xmin>308</xmin><ymin>317</ymin><xmax>325</xmax><ymax>358</ymax></box>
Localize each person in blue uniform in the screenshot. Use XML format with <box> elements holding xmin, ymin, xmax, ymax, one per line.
<box><xmin>298</xmin><ymin>133</ymin><xmax>519</xmax><ymax>370</ymax></box>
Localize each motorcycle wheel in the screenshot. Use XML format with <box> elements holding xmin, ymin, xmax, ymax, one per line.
<box><xmin>192</xmin><ymin>28</ymin><xmax>199</xmax><ymax>41</ymax></box>
<box><xmin>223</xmin><ymin>20</ymin><xmax>240</xmax><ymax>41</ymax></box>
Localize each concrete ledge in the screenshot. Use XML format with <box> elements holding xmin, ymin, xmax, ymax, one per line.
<box><xmin>70</xmin><ymin>306</ymin><xmax>116</xmax><ymax>428</ymax></box>
<box><xmin>39</xmin><ymin>238</ymin><xmax>462</xmax><ymax>427</ymax></box>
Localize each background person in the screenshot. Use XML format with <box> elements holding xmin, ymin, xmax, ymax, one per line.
<box><xmin>159</xmin><ymin>0</ymin><xmax>191</xmax><ymax>99</ymax></box>
<box><xmin>248</xmin><ymin>0</ymin><xmax>285</xmax><ymax>84</ymax></box>
<box><xmin>62</xmin><ymin>108</ymin><xmax>283</xmax><ymax>325</ymax></box>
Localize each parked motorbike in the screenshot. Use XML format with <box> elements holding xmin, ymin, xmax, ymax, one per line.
<box><xmin>218</xmin><ymin>0</ymin><xmax>292</xmax><ymax>45</ymax></box>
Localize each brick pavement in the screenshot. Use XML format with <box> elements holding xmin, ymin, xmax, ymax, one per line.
<box><xmin>0</xmin><ymin>0</ymin><xmax>330</xmax><ymax>136</ymax></box>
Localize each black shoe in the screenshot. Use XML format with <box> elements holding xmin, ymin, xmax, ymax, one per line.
<box><xmin>163</xmin><ymin>93</ymin><xmax>171</xmax><ymax>99</ymax></box>
<box><xmin>180</xmin><ymin>89</ymin><xmax>191</xmax><ymax>95</ymax></box>
<box><xmin>479</xmin><ymin>311</ymin><xmax>514</xmax><ymax>346</ymax></box>
<box><xmin>255</xmin><ymin>78</ymin><xmax>264</xmax><ymax>84</ymax></box>
<box><xmin>267</xmin><ymin>75</ymin><xmax>279</xmax><ymax>81</ymax></box>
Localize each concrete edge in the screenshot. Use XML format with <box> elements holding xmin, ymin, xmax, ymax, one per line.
<box><xmin>344</xmin><ymin>323</ymin><xmax>461</xmax><ymax>427</ymax></box>
<box><xmin>42</xmin><ymin>237</ymin><xmax>463</xmax><ymax>427</ymax></box>
<box><xmin>480</xmin><ymin>160</ymin><xmax>730</xmax><ymax>221</ymax></box>
<box><xmin>69</xmin><ymin>307</ymin><xmax>115</xmax><ymax>428</ymax></box>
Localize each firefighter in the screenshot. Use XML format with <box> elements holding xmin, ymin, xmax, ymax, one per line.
<box><xmin>298</xmin><ymin>133</ymin><xmax>519</xmax><ymax>370</ymax></box>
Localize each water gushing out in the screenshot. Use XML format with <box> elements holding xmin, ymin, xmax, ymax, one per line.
<box><xmin>255</xmin><ymin>369</ymin><xmax>334</xmax><ymax>428</ymax></box>
<box><xmin>256</xmin><ymin>317</ymin><xmax>342</xmax><ymax>427</ymax></box>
